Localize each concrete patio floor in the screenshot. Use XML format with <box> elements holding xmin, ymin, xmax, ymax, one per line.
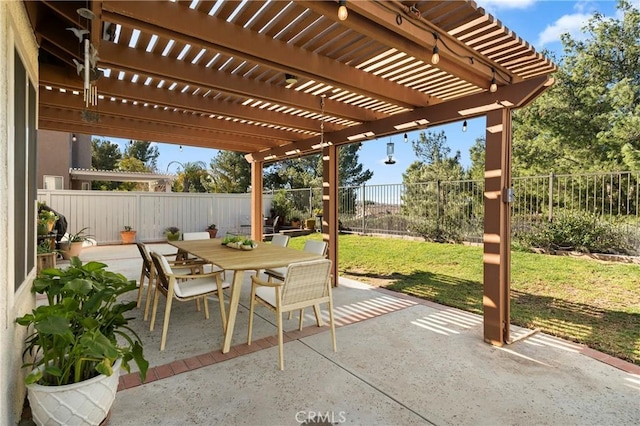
<box><xmin>68</xmin><ymin>243</ymin><xmax>639</xmax><ymax>425</ymax></box>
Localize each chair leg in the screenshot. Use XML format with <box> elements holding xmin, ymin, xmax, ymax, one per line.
<box><xmin>247</xmin><ymin>284</ymin><xmax>257</xmax><ymax>345</ymax></box>
<box><xmin>277</xmin><ymin>311</ymin><xmax>284</xmax><ymax>370</ymax></box>
<box><xmin>149</xmin><ymin>286</ymin><xmax>160</xmax><ymax>331</ymax></box>
<box><xmin>143</xmin><ymin>269</ymin><xmax>156</xmax><ymax>321</ymax></box>
<box><xmin>203</xmin><ymin>296</ymin><xmax>210</xmax><ymax>319</ymax></box>
<box><xmin>313</xmin><ymin>304</ymin><xmax>324</xmax><ymax>327</ymax></box>
<box><xmin>136</xmin><ymin>269</ymin><xmax>146</xmax><ymax>308</ymax></box>
<box><xmin>328</xmin><ymin>300</ymin><xmax>337</xmax><ymax>353</ymax></box>
<box><xmin>160</xmin><ymin>296</ymin><xmax>174</xmax><ymax>351</ymax></box>
<box><xmin>298</xmin><ymin>308</ymin><xmax>304</xmax><ymax>331</ymax></box>
<box><xmin>195</xmin><ymin>298</ymin><xmax>201</xmax><ymax>312</ymax></box>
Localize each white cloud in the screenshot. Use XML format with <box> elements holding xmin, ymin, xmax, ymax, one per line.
<box><xmin>481</xmin><ymin>0</ymin><xmax>538</xmax><ymax>10</ymax></box>
<box><xmin>537</xmin><ymin>13</ymin><xmax>592</xmax><ymax>46</ymax></box>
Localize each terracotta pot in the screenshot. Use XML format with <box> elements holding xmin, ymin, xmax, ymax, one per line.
<box><xmin>59</xmin><ymin>241</ymin><xmax>83</xmax><ymax>260</ymax></box>
<box><xmin>120</xmin><ymin>230</ymin><xmax>137</xmax><ymax>244</ymax></box>
<box><xmin>206</xmin><ymin>229</ymin><xmax>218</xmax><ymax>238</ymax></box>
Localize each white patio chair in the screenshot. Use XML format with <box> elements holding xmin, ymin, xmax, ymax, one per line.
<box><xmin>247</xmin><ymin>258</ymin><xmax>336</xmax><ymax>370</ymax></box>
<box><xmin>149</xmin><ymin>251</ymin><xmax>230</xmax><ymax>351</ymax></box>
<box><xmin>264</xmin><ymin>239</ymin><xmax>327</xmax><ymax>282</ymax></box>
<box><xmin>270</xmin><ymin>234</ymin><xmax>290</xmax><ymax>247</ymax></box>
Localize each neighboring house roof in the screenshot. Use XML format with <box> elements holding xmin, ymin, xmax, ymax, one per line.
<box><xmin>69</xmin><ymin>168</ymin><xmax>176</xmax><ymax>183</ymax></box>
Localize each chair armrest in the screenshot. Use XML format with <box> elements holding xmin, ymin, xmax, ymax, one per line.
<box><xmin>167</xmin><ymin>270</ymin><xmax>224</xmax><ymax>280</ymax></box>
<box><xmin>251</xmin><ymin>275</ymin><xmax>283</xmax><ymax>287</ymax></box>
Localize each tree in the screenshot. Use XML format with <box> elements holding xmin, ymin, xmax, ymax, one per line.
<box><xmin>512</xmin><ymin>0</ymin><xmax>640</xmax><ymax>173</ymax></box>
<box><xmin>209</xmin><ymin>151</ymin><xmax>251</xmax><ymax>193</ymax></box>
<box><xmin>124</xmin><ymin>140</ymin><xmax>159</xmax><ymax>171</ymax></box>
<box><xmin>117</xmin><ymin>157</ymin><xmax>151</xmax><ymax>191</ymax></box>
<box><xmin>170</xmin><ymin>161</ymin><xmax>210</xmax><ymax>193</ymax></box>
<box><xmin>91</xmin><ymin>138</ymin><xmax>122</xmax><ymax>190</ymax></box>
<box><xmin>91</xmin><ymin>138</ymin><xmax>121</xmax><ymax>170</ymax></box>
<box><xmin>401</xmin><ymin>131</ymin><xmax>467</xmax><ymax>239</ymax></box>
<box><xmin>468</xmin><ymin>137</ymin><xmax>486</xmax><ymax>180</ymax></box>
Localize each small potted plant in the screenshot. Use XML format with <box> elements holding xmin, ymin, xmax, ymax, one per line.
<box><xmin>205</xmin><ymin>224</ymin><xmax>218</xmax><ymax>239</ymax></box>
<box><xmin>16</xmin><ymin>258</ymin><xmax>148</xmax><ymax>425</ymax></box>
<box><xmin>241</xmin><ymin>238</ymin><xmax>257</xmax><ymax>250</ymax></box>
<box><xmin>59</xmin><ymin>227</ymin><xmax>92</xmax><ymax>260</ymax></box>
<box><xmin>37</xmin><ymin>210</ymin><xmax>58</xmax><ymax>235</ymax></box>
<box><xmin>166</xmin><ymin>226</ymin><xmax>180</xmax><ymax>241</ymax></box>
<box><xmin>120</xmin><ymin>225</ymin><xmax>137</xmax><ymax>244</ymax></box>
<box><xmin>290</xmin><ymin>217</ymin><xmax>301</xmax><ymax>228</ymax></box>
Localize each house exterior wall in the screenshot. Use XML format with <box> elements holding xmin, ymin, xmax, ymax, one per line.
<box><xmin>36</xmin><ymin>131</ymin><xmax>93</xmax><ymax>190</ymax></box>
<box><xmin>36</xmin><ymin>129</ymin><xmax>72</xmax><ymax>189</ymax></box>
<box><xmin>0</xmin><ymin>1</ymin><xmax>39</xmax><ymax>424</ymax></box>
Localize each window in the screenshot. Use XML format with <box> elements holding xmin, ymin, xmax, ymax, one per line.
<box><xmin>44</xmin><ymin>175</ymin><xmax>64</xmax><ymax>190</ymax></box>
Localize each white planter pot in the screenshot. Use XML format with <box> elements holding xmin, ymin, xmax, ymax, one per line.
<box><xmin>27</xmin><ymin>359</ymin><xmax>121</xmax><ymax>426</ymax></box>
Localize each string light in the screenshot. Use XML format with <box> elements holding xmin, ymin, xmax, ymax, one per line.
<box><xmin>490</xmin><ymin>68</ymin><xmax>497</xmax><ymax>93</ymax></box>
<box><xmin>462</xmin><ymin>120</ymin><xmax>467</xmax><ymax>132</ymax></box>
<box><xmin>404</xmin><ymin>133</ymin><xmax>408</xmax><ymax>143</ymax></box>
<box><xmin>285</xmin><ymin>73</ymin><xmax>298</xmax><ymax>84</ymax></box>
<box><xmin>71</xmin><ymin>134</ymin><xmax>77</xmax><ymax>142</ymax></box>
<box><xmin>337</xmin><ymin>0</ymin><xmax>348</xmax><ymax>21</ymax></box>
<box><xmin>431</xmin><ymin>33</ymin><xmax>440</xmax><ymax>65</ymax></box>
<box><xmin>179</xmin><ymin>145</ymin><xmax>183</xmax><ymax>152</ymax></box>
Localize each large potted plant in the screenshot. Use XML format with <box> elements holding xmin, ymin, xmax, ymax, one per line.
<box><xmin>16</xmin><ymin>258</ymin><xmax>148</xmax><ymax>425</ymax></box>
<box><xmin>120</xmin><ymin>225</ymin><xmax>137</xmax><ymax>244</ymax></box>
<box><xmin>59</xmin><ymin>227</ymin><xmax>92</xmax><ymax>260</ymax></box>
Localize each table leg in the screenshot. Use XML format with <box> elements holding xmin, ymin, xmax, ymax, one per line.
<box><xmin>222</xmin><ymin>270</ymin><xmax>245</xmax><ymax>353</ymax></box>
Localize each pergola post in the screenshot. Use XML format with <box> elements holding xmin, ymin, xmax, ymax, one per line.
<box><xmin>323</xmin><ymin>145</ymin><xmax>339</xmax><ymax>286</ymax></box>
<box><xmin>250</xmin><ymin>160</ymin><xmax>264</xmax><ymax>242</ymax></box>
<box><xmin>483</xmin><ymin>108</ymin><xmax>513</xmax><ymax>346</ymax></box>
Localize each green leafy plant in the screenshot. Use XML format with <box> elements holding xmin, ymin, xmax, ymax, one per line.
<box><xmin>16</xmin><ymin>258</ymin><xmax>148</xmax><ymax>386</ymax></box>
<box><xmin>66</xmin><ymin>227</ymin><xmax>93</xmax><ymax>243</ymax></box>
<box><xmin>123</xmin><ymin>225</ymin><xmax>133</xmax><ymax>232</ymax></box>
<box><xmin>207</xmin><ymin>224</ymin><xmax>217</xmax><ymax>230</ymax></box>
<box><xmin>242</xmin><ymin>239</ymin><xmax>256</xmax><ymax>247</ymax></box>
<box><xmin>221</xmin><ymin>235</ymin><xmax>243</xmax><ymax>245</ymax></box>
<box><xmin>166</xmin><ymin>226</ymin><xmax>180</xmax><ymax>234</ymax></box>
<box><xmin>37</xmin><ymin>210</ymin><xmax>58</xmax><ymax>226</ymax></box>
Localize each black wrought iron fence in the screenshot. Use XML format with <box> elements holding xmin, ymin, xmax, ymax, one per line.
<box><xmin>270</xmin><ymin>171</ymin><xmax>640</xmax><ymax>249</ymax></box>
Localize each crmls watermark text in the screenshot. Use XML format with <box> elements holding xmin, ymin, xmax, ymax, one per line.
<box><xmin>295</xmin><ymin>410</ymin><xmax>347</xmax><ymax>424</ymax></box>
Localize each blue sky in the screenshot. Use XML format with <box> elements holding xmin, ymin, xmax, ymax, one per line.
<box><xmin>102</xmin><ymin>0</ymin><xmax>620</xmax><ymax>185</ymax></box>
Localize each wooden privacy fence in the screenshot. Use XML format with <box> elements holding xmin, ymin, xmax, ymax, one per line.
<box><xmin>37</xmin><ymin>190</ymin><xmax>274</xmax><ymax>245</ymax></box>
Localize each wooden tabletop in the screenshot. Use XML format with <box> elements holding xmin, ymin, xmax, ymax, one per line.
<box><xmin>169</xmin><ymin>239</ymin><xmax>323</xmax><ymax>271</ymax></box>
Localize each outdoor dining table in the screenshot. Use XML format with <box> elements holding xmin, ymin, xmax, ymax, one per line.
<box><xmin>168</xmin><ymin>238</ymin><xmax>325</xmax><ymax>353</ymax></box>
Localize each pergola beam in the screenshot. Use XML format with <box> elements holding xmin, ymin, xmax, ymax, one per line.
<box><xmin>249</xmin><ymin>75</ymin><xmax>552</xmax><ymax>161</ymax></box>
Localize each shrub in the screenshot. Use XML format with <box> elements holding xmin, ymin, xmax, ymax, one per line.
<box><xmin>514</xmin><ymin>211</ymin><xmax>633</xmax><ymax>254</ymax></box>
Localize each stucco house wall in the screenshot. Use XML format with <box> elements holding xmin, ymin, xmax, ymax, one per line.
<box><xmin>0</xmin><ymin>1</ymin><xmax>39</xmax><ymax>423</ymax></box>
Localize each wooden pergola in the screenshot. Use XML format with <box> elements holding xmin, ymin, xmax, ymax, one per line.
<box><xmin>24</xmin><ymin>0</ymin><xmax>556</xmax><ymax>346</ymax></box>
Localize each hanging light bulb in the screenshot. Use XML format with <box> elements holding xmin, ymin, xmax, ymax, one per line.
<box><xmin>490</xmin><ymin>68</ymin><xmax>497</xmax><ymax>93</ymax></box>
<box><xmin>337</xmin><ymin>0</ymin><xmax>348</xmax><ymax>21</ymax></box>
<box><xmin>431</xmin><ymin>33</ymin><xmax>440</xmax><ymax>65</ymax></box>
<box><xmin>384</xmin><ymin>140</ymin><xmax>396</xmax><ymax>165</ymax></box>
<box><xmin>71</xmin><ymin>134</ymin><xmax>77</xmax><ymax>142</ymax></box>
<box><xmin>462</xmin><ymin>120</ymin><xmax>468</xmax><ymax>132</ymax></box>
<box><xmin>285</xmin><ymin>73</ymin><xmax>298</xmax><ymax>84</ymax></box>
<box><xmin>404</xmin><ymin>133</ymin><xmax>408</xmax><ymax>143</ymax></box>
<box><xmin>179</xmin><ymin>145</ymin><xmax>183</xmax><ymax>152</ymax></box>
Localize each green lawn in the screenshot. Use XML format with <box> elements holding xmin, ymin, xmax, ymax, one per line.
<box><xmin>289</xmin><ymin>234</ymin><xmax>640</xmax><ymax>365</ymax></box>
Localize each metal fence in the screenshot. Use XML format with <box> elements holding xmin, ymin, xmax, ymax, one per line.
<box><xmin>276</xmin><ymin>171</ymin><xmax>640</xmax><ymax>248</ymax></box>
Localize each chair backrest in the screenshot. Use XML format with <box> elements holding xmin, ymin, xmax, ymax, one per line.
<box><xmin>281</xmin><ymin>259</ymin><xmax>332</xmax><ymax>306</ymax></box>
<box><xmin>303</xmin><ymin>240</ymin><xmax>328</xmax><ymax>256</ymax></box>
<box><xmin>136</xmin><ymin>242</ymin><xmax>152</xmax><ymax>274</ymax></box>
<box><xmin>270</xmin><ymin>234</ymin><xmax>290</xmax><ymax>247</ymax></box>
<box><xmin>182</xmin><ymin>232</ymin><xmax>210</xmax><ymax>241</ymax></box>
<box><xmin>150</xmin><ymin>251</ymin><xmax>172</xmax><ymax>292</ymax></box>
